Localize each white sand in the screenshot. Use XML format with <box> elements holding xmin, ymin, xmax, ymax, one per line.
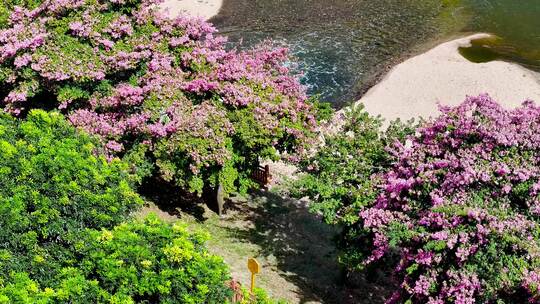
<box><xmin>160</xmin><ymin>0</ymin><xmax>222</xmax><ymax>20</ymax></box>
<box><xmin>357</xmin><ymin>33</ymin><xmax>540</xmax><ymax>123</ymax></box>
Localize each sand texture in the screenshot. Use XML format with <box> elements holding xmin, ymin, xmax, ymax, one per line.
<box><xmin>161</xmin><ymin>0</ymin><xmax>222</xmax><ymax>20</ymax></box>
<box><xmin>357</xmin><ymin>33</ymin><xmax>540</xmax><ymax>123</ymax></box>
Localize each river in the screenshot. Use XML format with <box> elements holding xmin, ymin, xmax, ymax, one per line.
<box><xmin>210</xmin><ymin>0</ymin><xmax>540</xmax><ymax>107</ymax></box>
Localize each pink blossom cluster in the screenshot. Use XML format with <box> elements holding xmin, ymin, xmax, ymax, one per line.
<box><xmin>0</xmin><ymin>0</ymin><xmax>318</xmax><ymax>191</ymax></box>
<box><xmin>359</xmin><ymin>95</ymin><xmax>540</xmax><ymax>303</ymax></box>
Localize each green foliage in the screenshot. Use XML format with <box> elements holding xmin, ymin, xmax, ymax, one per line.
<box><xmin>290</xmin><ymin>104</ymin><xmax>416</xmax><ymax>269</ymax></box>
<box><xmin>78</xmin><ymin>216</ymin><xmax>233</xmax><ymax>303</ymax></box>
<box><xmin>251</xmin><ymin>288</ymin><xmax>288</xmax><ymax>304</ymax></box>
<box><xmin>0</xmin><ymin>216</ymin><xmax>234</xmax><ymax>303</ymax></box>
<box><xmin>237</xmin><ymin>287</ymin><xmax>288</xmax><ymax>304</ymax></box>
<box><xmin>310</xmin><ymin>98</ymin><xmax>334</xmax><ymax>123</ymax></box>
<box><xmin>0</xmin><ymin>109</ymin><xmax>142</xmax><ymax>244</ymax></box>
<box><xmin>0</xmin><ymin>1</ymin><xmax>42</xmax><ymax>27</ymax></box>
<box><xmin>0</xmin><ymin>109</ymin><xmax>142</xmax><ymax>286</ymax></box>
<box><xmin>0</xmin><ymin>111</ymin><xmax>237</xmax><ymax>303</ymax></box>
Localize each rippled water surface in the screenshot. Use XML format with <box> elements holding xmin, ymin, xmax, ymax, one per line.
<box><xmin>211</xmin><ymin>0</ymin><xmax>540</xmax><ymax>106</ymax></box>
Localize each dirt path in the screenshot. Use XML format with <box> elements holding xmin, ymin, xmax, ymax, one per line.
<box><xmin>138</xmin><ymin>184</ymin><xmax>389</xmax><ymax>303</ymax></box>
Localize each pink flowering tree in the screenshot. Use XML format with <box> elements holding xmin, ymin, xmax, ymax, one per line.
<box><xmin>0</xmin><ymin>0</ymin><xmax>319</xmax><ymax>197</ymax></box>
<box><xmin>359</xmin><ymin>95</ymin><xmax>540</xmax><ymax>303</ymax></box>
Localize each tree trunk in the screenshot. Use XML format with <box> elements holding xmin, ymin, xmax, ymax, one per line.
<box><xmin>203</xmin><ymin>183</ymin><xmax>225</xmax><ymax>216</ymax></box>
<box><xmin>216</xmin><ymin>183</ymin><xmax>224</xmax><ymax>216</ymax></box>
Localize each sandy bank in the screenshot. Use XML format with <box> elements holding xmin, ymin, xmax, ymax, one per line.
<box><xmin>160</xmin><ymin>0</ymin><xmax>222</xmax><ymax>20</ymax></box>
<box><xmin>357</xmin><ymin>33</ymin><xmax>540</xmax><ymax>123</ymax></box>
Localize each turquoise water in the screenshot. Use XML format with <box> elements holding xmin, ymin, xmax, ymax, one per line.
<box><xmin>211</xmin><ymin>0</ymin><xmax>540</xmax><ymax>106</ymax></box>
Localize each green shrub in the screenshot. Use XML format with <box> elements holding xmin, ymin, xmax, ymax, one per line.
<box><xmin>78</xmin><ymin>216</ymin><xmax>232</xmax><ymax>303</ymax></box>
<box><xmin>247</xmin><ymin>288</ymin><xmax>288</xmax><ymax>304</ymax></box>
<box><xmin>0</xmin><ymin>109</ymin><xmax>142</xmax><ymax>241</ymax></box>
<box><xmin>290</xmin><ymin>104</ymin><xmax>415</xmax><ymax>269</ymax></box>
<box><xmin>0</xmin><ymin>109</ymin><xmax>143</xmax><ymax>286</ymax></box>
<box><xmin>0</xmin><ymin>215</ymin><xmax>234</xmax><ymax>303</ymax></box>
<box><xmin>0</xmin><ymin>110</ymin><xmax>238</xmax><ymax>302</ymax></box>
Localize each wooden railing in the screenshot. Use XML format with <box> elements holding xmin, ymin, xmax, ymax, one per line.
<box><xmin>252</xmin><ymin>164</ymin><xmax>271</xmax><ymax>188</ymax></box>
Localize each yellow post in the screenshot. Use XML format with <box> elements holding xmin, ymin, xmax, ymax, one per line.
<box><xmin>247</xmin><ymin>258</ymin><xmax>260</xmax><ymax>293</ymax></box>
<box><xmin>250</xmin><ymin>273</ymin><xmax>255</xmax><ymax>293</ymax></box>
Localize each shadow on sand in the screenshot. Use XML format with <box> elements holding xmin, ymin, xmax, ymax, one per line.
<box><xmin>141</xmin><ymin>180</ymin><xmax>390</xmax><ymax>303</ymax></box>
<box><xmin>138</xmin><ymin>177</ymin><xmax>208</xmax><ymax>222</ymax></box>
<box><xmin>222</xmin><ymin>190</ymin><xmax>391</xmax><ymax>304</ymax></box>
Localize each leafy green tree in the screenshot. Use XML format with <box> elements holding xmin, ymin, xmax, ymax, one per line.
<box><xmin>0</xmin><ymin>0</ymin><xmax>320</xmax><ymax>199</ymax></box>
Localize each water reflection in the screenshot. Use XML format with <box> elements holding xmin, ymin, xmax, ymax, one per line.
<box><xmin>459</xmin><ymin>0</ymin><xmax>540</xmax><ymax>71</ymax></box>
